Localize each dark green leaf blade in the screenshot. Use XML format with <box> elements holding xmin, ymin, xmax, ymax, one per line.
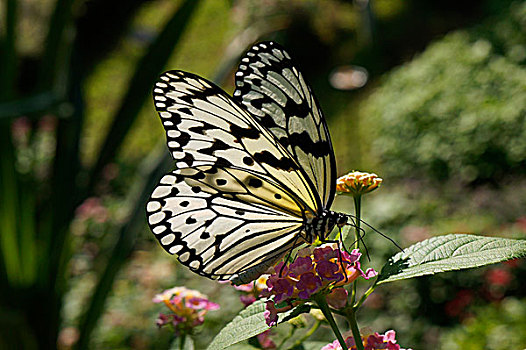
<box><xmin>378</xmin><ymin>234</ymin><xmax>526</xmax><ymax>284</ymax></box>
<box><xmin>207</xmin><ymin>300</ymin><xmax>307</xmax><ymax>350</ymax></box>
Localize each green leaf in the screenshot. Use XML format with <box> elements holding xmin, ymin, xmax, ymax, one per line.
<box><xmin>378</xmin><ymin>234</ymin><xmax>526</xmax><ymax>284</ymax></box>
<box><xmin>207</xmin><ymin>300</ymin><xmax>307</xmax><ymax>350</ymax></box>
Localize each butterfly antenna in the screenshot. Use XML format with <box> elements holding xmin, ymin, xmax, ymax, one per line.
<box><xmin>344</xmin><ymin>221</ymin><xmax>371</xmax><ymax>261</ymax></box>
<box><xmin>348</xmin><ymin>214</ymin><xmax>403</xmax><ymax>252</ymax></box>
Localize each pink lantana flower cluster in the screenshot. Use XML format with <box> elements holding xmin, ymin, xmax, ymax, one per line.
<box><xmin>233</xmin><ymin>275</ymin><xmax>270</xmax><ymax>307</ymax></box>
<box><xmin>321</xmin><ymin>330</ymin><xmax>412</xmax><ymax>350</ymax></box>
<box><xmin>263</xmin><ymin>244</ymin><xmax>377</xmax><ymax>326</ymax></box>
<box><xmin>153</xmin><ymin>286</ymin><xmax>219</xmax><ymax>335</ymax></box>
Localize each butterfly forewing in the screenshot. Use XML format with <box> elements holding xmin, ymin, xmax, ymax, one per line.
<box><xmin>233</xmin><ymin>41</ymin><xmax>337</xmax><ymax>209</ymax></box>
<box><xmin>153</xmin><ymin>71</ymin><xmax>319</xmax><ymax>214</ymax></box>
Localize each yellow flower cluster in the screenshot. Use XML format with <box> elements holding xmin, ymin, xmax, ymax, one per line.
<box><xmin>336</xmin><ymin>171</ymin><xmax>382</xmax><ymax>196</ymax></box>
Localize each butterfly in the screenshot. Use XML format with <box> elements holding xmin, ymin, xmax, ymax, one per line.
<box><xmin>146</xmin><ymin>41</ymin><xmax>349</xmax><ymax>285</ymax></box>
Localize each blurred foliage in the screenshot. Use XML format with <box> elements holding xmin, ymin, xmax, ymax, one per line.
<box><xmin>2</xmin><ymin>0</ymin><xmax>526</xmax><ymax>349</ymax></box>
<box><xmin>364</xmin><ymin>2</ymin><xmax>526</xmax><ymax>184</ymax></box>
<box><xmin>440</xmin><ymin>297</ymin><xmax>526</xmax><ymax>350</ymax></box>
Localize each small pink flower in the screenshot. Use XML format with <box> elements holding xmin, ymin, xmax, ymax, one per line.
<box><xmin>363</xmin><ymin>267</ymin><xmax>378</xmax><ymax>279</ymax></box>
<box><xmin>232</xmin><ymin>275</ymin><xmax>270</xmax><ymax>307</ymax></box>
<box><xmin>186</xmin><ymin>297</ymin><xmax>219</xmax><ymax>310</ymax></box>
<box><xmin>288</xmin><ymin>256</ymin><xmax>314</xmax><ymax>277</ymax></box>
<box><xmin>268</xmin><ymin>277</ymin><xmax>294</xmax><ymax>303</ymax></box>
<box><xmin>155</xmin><ymin>313</ymin><xmax>170</xmax><ymax>328</ymax></box>
<box><xmin>313</xmin><ymin>245</ymin><xmax>339</xmax><ymax>261</ymax></box>
<box><xmin>257</xmin><ymin>330</ymin><xmax>276</xmax><ymax>349</ymax></box>
<box><xmin>320</xmin><ymin>340</ymin><xmax>340</xmax><ymax>350</ymax></box>
<box><xmin>296</xmin><ymin>272</ymin><xmax>322</xmax><ymax>299</ymax></box>
<box><xmin>322</xmin><ymin>330</ymin><xmax>411</xmax><ymax>350</ymax></box>
<box><xmin>316</xmin><ymin>260</ymin><xmax>343</xmax><ymax>282</ymax></box>
<box><xmin>153</xmin><ymin>286</ymin><xmax>219</xmax><ymax>335</ymax></box>
<box><xmin>263</xmin><ymin>244</ymin><xmax>377</xmax><ymax>326</ymax></box>
<box><xmin>233</xmin><ymin>283</ymin><xmax>254</xmax><ymax>292</ymax></box>
<box><xmin>342</xmin><ymin>249</ymin><xmax>362</xmax><ymax>264</ymax></box>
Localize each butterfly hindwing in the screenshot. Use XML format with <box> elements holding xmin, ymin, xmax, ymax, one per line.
<box><xmin>233</xmin><ymin>41</ymin><xmax>337</xmax><ymax>209</ymax></box>
<box><xmin>146</xmin><ymin>167</ymin><xmax>303</xmax><ymax>280</ymax></box>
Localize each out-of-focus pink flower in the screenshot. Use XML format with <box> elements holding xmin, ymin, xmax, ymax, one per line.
<box><xmin>263</xmin><ymin>244</ymin><xmax>377</xmax><ymax>327</ymax></box>
<box><xmin>11</xmin><ymin>117</ymin><xmax>31</xmax><ymax>143</ymax></box>
<box><xmin>257</xmin><ymin>329</ymin><xmax>276</xmax><ymax>349</ymax></box>
<box><xmin>186</xmin><ymin>297</ymin><xmax>219</xmax><ymax>311</ymax></box>
<box><xmin>322</xmin><ymin>330</ymin><xmax>411</xmax><ymax>350</ymax></box>
<box><xmin>445</xmin><ymin>290</ymin><xmax>473</xmax><ymax>318</ymax></box>
<box><xmin>326</xmin><ymin>288</ymin><xmax>348</xmax><ymax>309</ymax></box>
<box><xmin>153</xmin><ymin>286</ymin><xmax>219</xmax><ymax>335</ymax></box>
<box><xmin>485</xmin><ymin>267</ymin><xmax>512</xmax><ymax>287</ymax></box>
<box><xmin>75</xmin><ymin>197</ymin><xmax>109</xmax><ymax>223</ymax></box>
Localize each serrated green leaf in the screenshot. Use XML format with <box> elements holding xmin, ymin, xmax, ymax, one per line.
<box><xmin>207</xmin><ymin>300</ymin><xmax>307</xmax><ymax>350</ymax></box>
<box><xmin>378</xmin><ymin>234</ymin><xmax>526</xmax><ymax>284</ymax></box>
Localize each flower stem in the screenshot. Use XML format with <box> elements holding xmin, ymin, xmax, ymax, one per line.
<box><xmin>277</xmin><ymin>324</ymin><xmax>297</xmax><ymax>350</ymax></box>
<box><xmin>179</xmin><ymin>333</ymin><xmax>186</xmax><ymax>350</ymax></box>
<box><xmin>344</xmin><ymin>307</ymin><xmax>364</xmax><ymax>350</ymax></box>
<box><xmin>353</xmin><ymin>195</ymin><xmax>362</xmax><ymax>250</ymax></box>
<box><xmin>313</xmin><ymin>294</ymin><xmax>347</xmax><ymax>350</ymax></box>
<box><xmin>353</xmin><ymin>280</ymin><xmax>378</xmax><ymax>309</ymax></box>
<box><xmin>290</xmin><ymin>320</ymin><xmax>321</xmax><ymax>348</ymax></box>
<box><xmin>351</xmin><ymin>195</ymin><xmax>362</xmax><ymax>306</ymax></box>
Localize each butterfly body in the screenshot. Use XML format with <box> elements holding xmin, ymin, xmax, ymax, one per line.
<box><xmin>147</xmin><ymin>41</ymin><xmax>346</xmax><ymax>284</ymax></box>
<box><xmin>304</xmin><ymin>210</ymin><xmax>348</xmax><ymax>243</ymax></box>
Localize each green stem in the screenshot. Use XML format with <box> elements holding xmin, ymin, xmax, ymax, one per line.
<box><xmin>353</xmin><ymin>195</ymin><xmax>362</xmax><ymax>250</ymax></box>
<box><xmin>351</xmin><ymin>195</ymin><xmax>362</xmax><ymax>306</ymax></box>
<box><xmin>179</xmin><ymin>333</ymin><xmax>186</xmax><ymax>350</ymax></box>
<box><xmin>344</xmin><ymin>308</ymin><xmax>364</xmax><ymax>350</ymax></box>
<box><xmin>290</xmin><ymin>320</ymin><xmax>321</xmax><ymax>349</ymax></box>
<box><xmin>276</xmin><ymin>324</ymin><xmax>297</xmax><ymax>350</ymax></box>
<box><xmin>353</xmin><ymin>280</ymin><xmax>378</xmax><ymax>310</ymax></box>
<box><xmin>313</xmin><ymin>294</ymin><xmax>347</xmax><ymax>349</ymax></box>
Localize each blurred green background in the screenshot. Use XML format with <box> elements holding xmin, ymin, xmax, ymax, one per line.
<box><xmin>1</xmin><ymin>0</ymin><xmax>525</xmax><ymax>349</ymax></box>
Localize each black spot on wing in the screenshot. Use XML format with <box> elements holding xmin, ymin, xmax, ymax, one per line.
<box><xmin>289</xmin><ymin>131</ymin><xmax>331</xmax><ymax>158</ymax></box>
<box><xmin>247</xmin><ymin>178</ymin><xmax>263</xmax><ymax>188</ymax></box>
<box><xmin>253</xmin><ymin>150</ymin><xmax>298</xmax><ymax>172</ymax></box>
<box><xmin>243</xmin><ymin>156</ymin><xmax>254</xmax><ymax>166</ymax></box>
<box><xmin>229</xmin><ymin>124</ymin><xmax>260</xmax><ymax>140</ymax></box>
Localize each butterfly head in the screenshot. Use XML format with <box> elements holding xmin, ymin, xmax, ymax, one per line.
<box><xmin>335</xmin><ymin>212</ymin><xmax>349</xmax><ymax>228</ymax></box>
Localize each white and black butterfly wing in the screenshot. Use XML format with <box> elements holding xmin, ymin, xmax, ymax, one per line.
<box><xmin>233</xmin><ymin>41</ymin><xmax>337</xmax><ymax>209</ymax></box>
<box><xmin>147</xmin><ymin>167</ymin><xmax>303</xmax><ymax>281</ymax></box>
<box><xmin>153</xmin><ymin>70</ymin><xmax>320</xmax><ymax>214</ymax></box>
<box><xmin>147</xmin><ymin>70</ymin><xmax>323</xmax><ymax>281</ymax></box>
